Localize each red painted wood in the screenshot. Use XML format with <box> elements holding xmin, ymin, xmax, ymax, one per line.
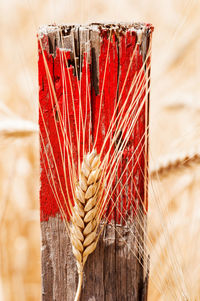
<box><xmin>91</xmin><ymin>30</ymin><xmax>118</xmax><ymax>222</ymax></box>
<box><xmin>39</xmin><ymin>44</ymin><xmax>91</xmax><ymax>221</ymax></box>
<box><xmin>38</xmin><ymin>26</ymin><xmax>152</xmax><ymax>223</ymax></box>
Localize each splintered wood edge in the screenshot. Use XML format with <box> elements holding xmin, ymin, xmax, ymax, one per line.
<box><xmin>38</xmin><ymin>22</ymin><xmax>153</xmax><ymax>95</ymax></box>
<box><xmin>38</xmin><ymin>22</ymin><xmax>153</xmax><ymax>34</ymax></box>
<box><xmin>38</xmin><ymin>22</ymin><xmax>153</xmax><ymax>49</ymax></box>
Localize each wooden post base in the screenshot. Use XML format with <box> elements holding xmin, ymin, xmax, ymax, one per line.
<box><xmin>41</xmin><ymin>215</ymin><xmax>148</xmax><ymax>301</ymax></box>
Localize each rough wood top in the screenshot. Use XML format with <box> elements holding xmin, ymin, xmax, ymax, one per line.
<box><xmin>38</xmin><ymin>22</ymin><xmax>153</xmax><ymax>39</ymax></box>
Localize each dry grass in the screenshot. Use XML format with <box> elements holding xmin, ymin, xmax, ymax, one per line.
<box><xmin>0</xmin><ymin>0</ymin><xmax>200</xmax><ymax>300</ymax></box>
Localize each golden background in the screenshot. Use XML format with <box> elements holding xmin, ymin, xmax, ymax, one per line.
<box><xmin>0</xmin><ymin>0</ymin><xmax>200</xmax><ymax>300</ymax></box>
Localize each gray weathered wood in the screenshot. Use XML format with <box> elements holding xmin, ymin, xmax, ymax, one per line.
<box><xmin>41</xmin><ymin>215</ymin><xmax>148</xmax><ymax>301</ymax></box>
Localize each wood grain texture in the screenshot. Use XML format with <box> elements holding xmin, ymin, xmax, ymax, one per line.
<box><xmin>38</xmin><ymin>23</ymin><xmax>153</xmax><ymax>300</ymax></box>
<box><xmin>41</xmin><ymin>215</ymin><xmax>148</xmax><ymax>301</ymax></box>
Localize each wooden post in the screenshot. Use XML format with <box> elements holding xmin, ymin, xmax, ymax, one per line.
<box><xmin>38</xmin><ymin>23</ymin><xmax>153</xmax><ymax>301</ymax></box>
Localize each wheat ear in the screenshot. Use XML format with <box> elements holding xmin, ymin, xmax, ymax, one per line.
<box><xmin>150</xmin><ymin>149</ymin><xmax>200</xmax><ymax>179</ymax></box>
<box><xmin>70</xmin><ymin>150</ymin><xmax>102</xmax><ymax>301</ymax></box>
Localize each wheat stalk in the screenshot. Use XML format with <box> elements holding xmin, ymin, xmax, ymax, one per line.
<box><xmin>150</xmin><ymin>149</ymin><xmax>200</xmax><ymax>179</ymax></box>
<box><xmin>70</xmin><ymin>150</ymin><xmax>102</xmax><ymax>301</ymax></box>
<box><xmin>0</xmin><ymin>119</ymin><xmax>38</xmax><ymax>138</ymax></box>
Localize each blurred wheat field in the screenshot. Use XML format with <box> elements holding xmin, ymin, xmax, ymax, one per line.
<box><xmin>0</xmin><ymin>0</ymin><xmax>200</xmax><ymax>300</ymax></box>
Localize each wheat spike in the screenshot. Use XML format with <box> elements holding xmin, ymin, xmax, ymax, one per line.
<box><xmin>70</xmin><ymin>149</ymin><xmax>102</xmax><ymax>301</ymax></box>
<box><xmin>150</xmin><ymin>149</ymin><xmax>200</xmax><ymax>179</ymax></box>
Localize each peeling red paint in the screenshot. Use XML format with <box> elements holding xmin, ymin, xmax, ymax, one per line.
<box><xmin>38</xmin><ymin>27</ymin><xmax>152</xmax><ymax>222</ymax></box>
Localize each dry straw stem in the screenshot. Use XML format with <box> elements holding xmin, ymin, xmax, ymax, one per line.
<box><xmin>70</xmin><ymin>150</ymin><xmax>102</xmax><ymax>301</ymax></box>
<box><xmin>0</xmin><ymin>119</ymin><xmax>38</xmax><ymax>138</ymax></box>
<box><xmin>150</xmin><ymin>149</ymin><xmax>200</xmax><ymax>179</ymax></box>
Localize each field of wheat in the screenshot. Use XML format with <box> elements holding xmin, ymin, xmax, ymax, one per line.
<box><xmin>0</xmin><ymin>0</ymin><xmax>200</xmax><ymax>300</ymax></box>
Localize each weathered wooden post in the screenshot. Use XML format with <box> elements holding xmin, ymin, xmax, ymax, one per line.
<box><xmin>38</xmin><ymin>23</ymin><xmax>153</xmax><ymax>301</ymax></box>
